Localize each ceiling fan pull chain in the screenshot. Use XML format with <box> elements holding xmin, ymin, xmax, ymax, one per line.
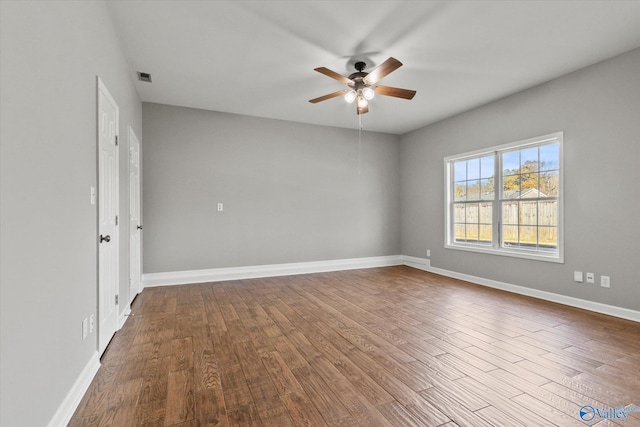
<box><xmin>358</xmin><ymin>114</ymin><xmax>362</xmax><ymax>176</ymax></box>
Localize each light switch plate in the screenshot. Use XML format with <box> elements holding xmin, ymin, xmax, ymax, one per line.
<box><xmin>574</xmin><ymin>271</ymin><xmax>583</xmax><ymax>282</ymax></box>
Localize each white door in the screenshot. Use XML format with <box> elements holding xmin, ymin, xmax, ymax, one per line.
<box><xmin>128</xmin><ymin>127</ymin><xmax>142</xmax><ymax>302</ymax></box>
<box><xmin>97</xmin><ymin>78</ymin><xmax>119</xmax><ymax>355</ymax></box>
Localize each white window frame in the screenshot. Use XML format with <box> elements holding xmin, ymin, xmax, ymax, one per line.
<box><xmin>444</xmin><ymin>132</ymin><xmax>564</xmax><ymax>263</ymax></box>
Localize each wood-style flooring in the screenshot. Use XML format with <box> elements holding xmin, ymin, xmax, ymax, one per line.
<box><xmin>69</xmin><ymin>266</ymin><xmax>640</xmax><ymax>426</ymax></box>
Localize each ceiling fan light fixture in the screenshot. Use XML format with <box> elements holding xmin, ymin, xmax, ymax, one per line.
<box><xmin>310</xmin><ymin>57</ymin><xmax>415</xmax><ymax>115</ymax></box>
<box><xmin>344</xmin><ymin>90</ymin><xmax>357</xmax><ymax>103</ymax></box>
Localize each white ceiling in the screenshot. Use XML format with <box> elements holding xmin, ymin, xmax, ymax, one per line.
<box><xmin>107</xmin><ymin>1</ymin><xmax>640</xmax><ymax>135</ymax></box>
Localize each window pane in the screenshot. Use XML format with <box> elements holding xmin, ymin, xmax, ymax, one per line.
<box><xmin>454</xmin><ymin>161</ymin><xmax>467</xmax><ymax>182</ymax></box>
<box><xmin>480</xmin><ymin>156</ymin><xmax>494</xmax><ymax>179</ymax></box>
<box><xmin>465</xmin><ymin>203</ymin><xmax>479</xmax><ymax>223</ymax></box>
<box><xmin>454</xmin><ymin>204</ymin><xmax>465</xmax><ymax>223</ymax></box>
<box><xmin>540</xmin><ymin>143</ymin><xmax>559</xmax><ymax>171</ymax></box>
<box><xmin>520</xmin><ymin>172</ymin><xmax>539</xmax><ymax>195</ymax></box>
<box><xmin>538</xmin><ymin>226</ymin><xmax>558</xmax><ymax>248</ymax></box>
<box><xmin>519</xmin><ymin>226</ymin><xmax>537</xmax><ymax>248</ymax></box>
<box><xmin>502</xmin><ymin>225</ymin><xmax>518</xmax><ymax>247</ymax></box>
<box><xmin>479</xmin><ymin>225</ymin><xmax>492</xmax><ymax>244</ymax></box>
<box><xmin>454</xmin><ymin>224</ymin><xmax>465</xmax><ymax>241</ymax></box>
<box><xmin>479</xmin><ymin>203</ymin><xmax>492</xmax><ymax>224</ymax></box>
<box><xmin>519</xmin><ymin>201</ymin><xmax>537</xmax><ymax>225</ymax></box>
<box><xmin>538</xmin><ymin>200</ymin><xmax>557</xmax><ymax>226</ymax></box>
<box><xmin>454</xmin><ymin>182</ymin><xmax>466</xmax><ymax>201</ymax></box>
<box><xmin>502</xmin><ymin>151</ymin><xmax>519</xmax><ymax>175</ymax></box>
<box><xmin>467</xmin><ymin>158</ymin><xmax>480</xmax><ymax>180</ymax></box>
<box><xmin>480</xmin><ymin>178</ymin><xmax>494</xmax><ymax>200</ymax></box>
<box><xmin>540</xmin><ymin>170</ymin><xmax>559</xmax><ymax>196</ymax></box>
<box><xmin>467</xmin><ymin>180</ymin><xmax>480</xmax><ymax>200</ymax></box>
<box><xmin>502</xmin><ymin>175</ymin><xmax>520</xmax><ymax>199</ymax></box>
<box><xmin>502</xmin><ymin>201</ymin><xmax>518</xmax><ymax>225</ymax></box>
<box><xmin>521</xmin><ymin>146</ymin><xmax>538</xmax><ymax>169</ymax></box>
<box><xmin>466</xmin><ymin>224</ymin><xmax>479</xmax><ymax>242</ymax></box>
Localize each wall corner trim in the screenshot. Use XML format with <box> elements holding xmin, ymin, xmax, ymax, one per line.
<box><xmin>405</xmin><ymin>260</ymin><xmax>640</xmax><ymax>323</ymax></box>
<box><xmin>142</xmin><ymin>255</ymin><xmax>404</xmax><ymax>287</ymax></box>
<box><xmin>47</xmin><ymin>352</ymin><xmax>100</xmax><ymax>427</ymax></box>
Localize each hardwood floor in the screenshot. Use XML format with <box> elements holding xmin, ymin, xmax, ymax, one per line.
<box><xmin>69</xmin><ymin>266</ymin><xmax>640</xmax><ymax>426</ymax></box>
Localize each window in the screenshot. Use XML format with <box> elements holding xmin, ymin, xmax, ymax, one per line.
<box><xmin>445</xmin><ymin>132</ymin><xmax>563</xmax><ymax>262</ymax></box>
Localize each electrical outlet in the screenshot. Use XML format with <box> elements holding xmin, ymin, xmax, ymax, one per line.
<box><xmin>82</xmin><ymin>318</ymin><xmax>88</xmax><ymax>340</ymax></box>
<box><xmin>89</xmin><ymin>314</ymin><xmax>95</xmax><ymax>334</ymax></box>
<box><xmin>426</xmin><ymin>250</ymin><xmax>431</xmax><ymax>257</ymax></box>
<box><xmin>217</xmin><ymin>203</ymin><xmax>223</xmax><ymax>212</ymax></box>
<box><xmin>601</xmin><ymin>276</ymin><xmax>610</xmax><ymax>288</ymax></box>
<box><xmin>574</xmin><ymin>271</ymin><xmax>583</xmax><ymax>283</ymax></box>
<box><xmin>586</xmin><ymin>272</ymin><xmax>594</xmax><ymax>283</ymax></box>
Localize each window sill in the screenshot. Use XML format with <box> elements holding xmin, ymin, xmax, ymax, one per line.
<box><xmin>445</xmin><ymin>243</ymin><xmax>564</xmax><ymax>263</ymax></box>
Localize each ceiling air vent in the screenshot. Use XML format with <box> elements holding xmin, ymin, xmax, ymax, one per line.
<box><xmin>136</xmin><ymin>72</ymin><xmax>152</xmax><ymax>83</ymax></box>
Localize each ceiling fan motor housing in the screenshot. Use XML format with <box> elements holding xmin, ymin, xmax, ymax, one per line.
<box><xmin>349</xmin><ymin>62</ymin><xmax>369</xmax><ymax>90</ymax></box>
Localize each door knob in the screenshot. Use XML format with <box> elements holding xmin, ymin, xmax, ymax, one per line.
<box><xmin>100</xmin><ymin>234</ymin><xmax>111</xmax><ymax>243</ymax></box>
<box><xmin>137</xmin><ymin>225</ymin><xmax>143</xmax><ymax>230</ymax></box>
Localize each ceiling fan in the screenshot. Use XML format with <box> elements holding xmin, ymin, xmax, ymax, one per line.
<box><xmin>309</xmin><ymin>57</ymin><xmax>416</xmax><ymax>115</ymax></box>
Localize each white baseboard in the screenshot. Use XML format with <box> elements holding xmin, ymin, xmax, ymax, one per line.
<box><xmin>401</xmin><ymin>255</ymin><xmax>431</xmax><ymax>271</ymax></box>
<box><xmin>47</xmin><ymin>352</ymin><xmax>100</xmax><ymax>427</ymax></box>
<box><xmin>142</xmin><ymin>253</ymin><xmax>638</xmax><ymax>322</ymax></box>
<box><xmin>404</xmin><ymin>258</ymin><xmax>640</xmax><ymax>323</ymax></box>
<box><xmin>142</xmin><ymin>255</ymin><xmax>404</xmax><ymax>287</ymax></box>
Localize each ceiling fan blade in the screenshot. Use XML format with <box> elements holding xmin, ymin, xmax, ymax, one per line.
<box><xmin>374</xmin><ymin>85</ymin><xmax>416</xmax><ymax>100</ymax></box>
<box><xmin>309</xmin><ymin>90</ymin><xmax>348</xmax><ymax>104</ymax></box>
<box><xmin>363</xmin><ymin>57</ymin><xmax>402</xmax><ymax>85</ymax></box>
<box><xmin>356</xmin><ymin>103</ymin><xmax>369</xmax><ymax>115</ymax></box>
<box><xmin>314</xmin><ymin>67</ymin><xmax>353</xmax><ymax>84</ymax></box>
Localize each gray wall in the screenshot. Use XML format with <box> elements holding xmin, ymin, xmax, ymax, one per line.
<box><xmin>0</xmin><ymin>1</ymin><xmax>141</xmax><ymax>425</ymax></box>
<box><xmin>400</xmin><ymin>48</ymin><xmax>640</xmax><ymax>311</ymax></box>
<box><xmin>142</xmin><ymin>103</ymin><xmax>401</xmax><ymax>273</ymax></box>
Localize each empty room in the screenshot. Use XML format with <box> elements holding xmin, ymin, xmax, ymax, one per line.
<box><xmin>2</xmin><ymin>1</ymin><xmax>640</xmax><ymax>426</ymax></box>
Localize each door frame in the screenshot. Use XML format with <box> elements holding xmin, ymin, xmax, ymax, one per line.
<box><xmin>97</xmin><ymin>76</ymin><xmax>119</xmax><ymax>355</ymax></box>
<box><xmin>128</xmin><ymin>126</ymin><xmax>142</xmax><ymax>302</ymax></box>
